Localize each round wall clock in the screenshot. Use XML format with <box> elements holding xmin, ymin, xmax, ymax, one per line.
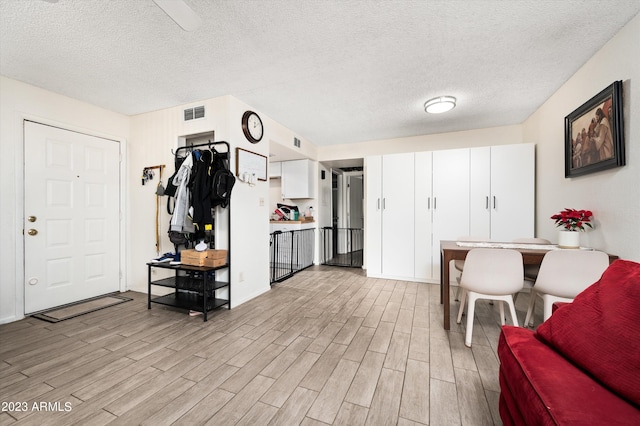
<box><xmin>241</xmin><ymin>110</ymin><xmax>263</xmax><ymax>144</ymax></box>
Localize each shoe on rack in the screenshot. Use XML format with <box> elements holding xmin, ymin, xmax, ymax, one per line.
<box><xmin>189</xmin><ymin>310</ymin><xmax>203</xmax><ymax>316</ymax></box>
<box><xmin>151</xmin><ymin>252</ymin><xmax>175</xmax><ymax>263</ymax></box>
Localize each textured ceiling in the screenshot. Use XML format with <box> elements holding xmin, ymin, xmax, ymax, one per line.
<box><xmin>1</xmin><ymin>0</ymin><xmax>639</xmax><ymax>146</ymax></box>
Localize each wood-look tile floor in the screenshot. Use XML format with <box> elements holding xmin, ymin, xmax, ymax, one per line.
<box><xmin>0</xmin><ymin>266</ymin><xmax>542</xmax><ymax>426</ymax></box>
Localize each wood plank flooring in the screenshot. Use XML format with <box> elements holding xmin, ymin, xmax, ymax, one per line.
<box><xmin>0</xmin><ymin>266</ymin><xmax>542</xmax><ymax>425</ymax></box>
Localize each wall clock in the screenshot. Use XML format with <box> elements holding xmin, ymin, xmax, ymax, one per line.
<box><xmin>241</xmin><ymin>110</ymin><xmax>263</xmax><ymax>144</ymax></box>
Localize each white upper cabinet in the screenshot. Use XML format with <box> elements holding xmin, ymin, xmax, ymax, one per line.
<box><xmin>281</xmin><ymin>159</ymin><xmax>316</xmax><ymax>199</ymax></box>
<box><xmin>269</xmin><ymin>161</ymin><xmax>282</xmax><ymax>178</ymax></box>
<box><xmin>470</xmin><ymin>144</ymin><xmax>535</xmax><ymax>241</ymax></box>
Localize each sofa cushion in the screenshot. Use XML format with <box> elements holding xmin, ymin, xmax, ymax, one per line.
<box><xmin>536</xmin><ymin>259</ymin><xmax>640</xmax><ymax>406</ymax></box>
<box><xmin>499</xmin><ymin>326</ymin><xmax>640</xmax><ymax>424</ymax></box>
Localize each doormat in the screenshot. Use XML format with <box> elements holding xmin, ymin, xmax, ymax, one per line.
<box><xmin>31</xmin><ymin>294</ymin><xmax>132</xmax><ymax>323</ymax></box>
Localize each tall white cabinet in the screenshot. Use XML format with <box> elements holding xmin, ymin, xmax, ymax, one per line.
<box><xmin>366</xmin><ymin>143</ymin><xmax>535</xmax><ymax>283</ymax></box>
<box><xmin>366</xmin><ymin>153</ymin><xmax>415</xmax><ymax>280</ymax></box>
<box><xmin>431</xmin><ymin>148</ymin><xmax>471</xmax><ymax>280</ymax></box>
<box><xmin>469</xmin><ymin>144</ymin><xmax>535</xmax><ymax>241</ymax></box>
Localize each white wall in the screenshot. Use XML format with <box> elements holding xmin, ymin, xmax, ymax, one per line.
<box><xmin>0</xmin><ymin>76</ymin><xmax>130</xmax><ymax>324</ymax></box>
<box><xmin>524</xmin><ymin>12</ymin><xmax>639</xmax><ymax>261</ymax></box>
<box><xmin>130</xmin><ymin>95</ymin><xmax>275</xmax><ymax>307</ymax></box>
<box><xmin>317</xmin><ymin>124</ymin><xmax>523</xmax><ymax>161</ymax></box>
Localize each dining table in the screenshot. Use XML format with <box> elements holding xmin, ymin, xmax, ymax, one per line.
<box><xmin>439</xmin><ymin>240</ymin><xmax>618</xmax><ymax>330</ymax></box>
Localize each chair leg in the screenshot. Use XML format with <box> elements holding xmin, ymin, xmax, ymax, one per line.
<box><xmin>524</xmin><ymin>290</ymin><xmax>537</xmax><ymax>327</ymax></box>
<box><xmin>456</xmin><ymin>289</ymin><xmax>467</xmax><ymax>324</ymax></box>
<box><xmin>499</xmin><ymin>301</ymin><xmax>506</xmax><ymax>326</ymax></box>
<box><xmin>542</xmin><ymin>295</ymin><xmax>554</xmax><ymax>321</ymax></box>
<box><xmin>464</xmin><ymin>292</ymin><xmax>477</xmax><ymax>347</ymax></box>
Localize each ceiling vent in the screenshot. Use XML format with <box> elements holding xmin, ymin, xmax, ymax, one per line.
<box><xmin>184</xmin><ymin>105</ymin><xmax>205</xmax><ymax>121</ymax></box>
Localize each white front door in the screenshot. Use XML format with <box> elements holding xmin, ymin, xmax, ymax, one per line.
<box><xmin>24</xmin><ymin>121</ymin><xmax>121</xmax><ymax>314</ymax></box>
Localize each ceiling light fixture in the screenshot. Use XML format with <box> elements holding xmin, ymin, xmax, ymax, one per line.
<box><xmin>424</xmin><ymin>96</ymin><xmax>457</xmax><ymax>114</ymax></box>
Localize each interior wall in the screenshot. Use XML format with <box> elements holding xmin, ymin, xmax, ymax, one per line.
<box><xmin>130</xmin><ymin>95</ymin><xmax>274</xmax><ymax>307</ymax></box>
<box><xmin>317</xmin><ymin>124</ymin><xmax>523</xmax><ymax>162</ymax></box>
<box><xmin>523</xmin><ymin>12</ymin><xmax>639</xmax><ymax>261</ymax></box>
<box><xmin>0</xmin><ymin>76</ymin><xmax>130</xmax><ymax>324</ymax></box>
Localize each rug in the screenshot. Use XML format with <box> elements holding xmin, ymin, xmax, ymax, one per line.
<box><xmin>31</xmin><ymin>294</ymin><xmax>132</xmax><ymax>323</ymax></box>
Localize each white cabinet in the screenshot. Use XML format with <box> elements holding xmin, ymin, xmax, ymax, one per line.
<box><xmin>431</xmin><ymin>148</ymin><xmax>470</xmax><ymax>279</ymax></box>
<box><xmin>365</xmin><ymin>153</ymin><xmax>415</xmax><ymax>280</ymax></box>
<box><xmin>269</xmin><ymin>161</ymin><xmax>281</xmax><ymax>178</ymax></box>
<box><xmin>281</xmin><ymin>159</ymin><xmax>316</xmax><ymax>199</ymax></box>
<box><xmin>381</xmin><ymin>153</ymin><xmax>415</xmax><ymax>279</ymax></box>
<box><xmin>470</xmin><ymin>144</ymin><xmax>535</xmax><ymax>241</ymax></box>
<box><xmin>365</xmin><ymin>156</ymin><xmax>382</xmax><ymax>276</ymax></box>
<box><xmin>414</xmin><ymin>152</ymin><xmax>433</xmax><ymax>281</ymax></box>
<box><xmin>366</xmin><ymin>143</ymin><xmax>534</xmax><ymax>284</ymax></box>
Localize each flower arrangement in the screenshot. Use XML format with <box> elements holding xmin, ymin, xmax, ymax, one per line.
<box><xmin>550</xmin><ymin>208</ymin><xmax>593</xmax><ymax>231</ymax></box>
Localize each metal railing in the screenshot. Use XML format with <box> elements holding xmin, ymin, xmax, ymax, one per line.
<box><xmin>270</xmin><ymin>228</ymin><xmax>315</xmax><ymax>284</ymax></box>
<box><xmin>320</xmin><ymin>227</ymin><xmax>363</xmax><ymax>268</ymax></box>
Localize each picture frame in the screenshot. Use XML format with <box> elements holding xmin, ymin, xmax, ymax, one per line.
<box><xmin>565</xmin><ymin>80</ymin><xmax>625</xmax><ymax>178</ymax></box>
<box><xmin>235</xmin><ymin>147</ymin><xmax>267</xmax><ymax>181</ymax></box>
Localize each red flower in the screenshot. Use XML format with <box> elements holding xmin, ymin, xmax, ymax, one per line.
<box><xmin>550</xmin><ymin>208</ymin><xmax>593</xmax><ymax>232</ymax></box>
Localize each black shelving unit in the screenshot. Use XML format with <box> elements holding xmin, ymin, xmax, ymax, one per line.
<box><xmin>147</xmin><ymin>262</ymin><xmax>229</xmax><ymax>321</ymax></box>
<box><xmin>147</xmin><ymin>140</ymin><xmax>231</xmax><ymax>322</ymax></box>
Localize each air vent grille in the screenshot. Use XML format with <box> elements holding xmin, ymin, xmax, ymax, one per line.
<box><xmin>184</xmin><ymin>105</ymin><xmax>205</xmax><ymax>121</ymax></box>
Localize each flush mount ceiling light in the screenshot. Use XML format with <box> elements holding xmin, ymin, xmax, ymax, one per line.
<box><xmin>424</xmin><ymin>96</ymin><xmax>457</xmax><ymax>114</ymax></box>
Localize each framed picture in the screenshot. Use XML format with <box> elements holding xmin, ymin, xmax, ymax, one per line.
<box><xmin>565</xmin><ymin>80</ymin><xmax>625</xmax><ymax>178</ymax></box>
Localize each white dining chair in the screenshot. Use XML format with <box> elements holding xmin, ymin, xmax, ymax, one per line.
<box><xmin>456</xmin><ymin>248</ymin><xmax>524</xmax><ymax>347</ymax></box>
<box><xmin>454</xmin><ymin>236</ymin><xmax>486</xmax><ymax>301</ymax></box>
<box><xmin>523</xmin><ymin>249</ymin><xmax>609</xmax><ymax>326</ymax></box>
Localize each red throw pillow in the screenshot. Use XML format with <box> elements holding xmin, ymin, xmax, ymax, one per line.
<box><xmin>536</xmin><ymin>259</ymin><xmax>640</xmax><ymax>406</ymax></box>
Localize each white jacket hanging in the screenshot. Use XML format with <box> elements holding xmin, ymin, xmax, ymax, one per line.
<box><xmin>170</xmin><ymin>153</ymin><xmax>195</xmax><ymax>233</ymax></box>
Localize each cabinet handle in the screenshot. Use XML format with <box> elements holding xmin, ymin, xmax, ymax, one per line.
<box><xmin>485</xmin><ymin>196</ymin><xmax>489</xmax><ymax>209</ymax></box>
<box><xmin>383</xmin><ymin>198</ymin><xmax>386</xmax><ymax>210</ymax></box>
<box><xmin>433</xmin><ymin>197</ymin><xmax>436</xmax><ymax>210</ymax></box>
<box><xmin>493</xmin><ymin>196</ymin><xmax>496</xmax><ymax>209</ymax></box>
<box><xmin>428</xmin><ymin>198</ymin><xmax>431</xmax><ymax>210</ymax></box>
<box><xmin>377</xmin><ymin>198</ymin><xmax>380</xmax><ymax>210</ymax></box>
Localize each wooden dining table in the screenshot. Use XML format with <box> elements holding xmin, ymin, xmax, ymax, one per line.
<box><xmin>439</xmin><ymin>240</ymin><xmax>618</xmax><ymax>330</ymax></box>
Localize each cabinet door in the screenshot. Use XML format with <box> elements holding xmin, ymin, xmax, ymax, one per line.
<box><xmin>282</xmin><ymin>159</ymin><xmax>315</xmax><ymax>198</ymax></box>
<box><xmin>432</xmin><ymin>148</ymin><xmax>470</xmax><ymax>276</ymax></box>
<box><xmin>469</xmin><ymin>147</ymin><xmax>491</xmax><ymax>239</ymax></box>
<box><xmin>365</xmin><ymin>156</ymin><xmax>382</xmax><ymax>276</ymax></box>
<box><xmin>382</xmin><ymin>153</ymin><xmax>415</xmax><ymax>279</ymax></box>
<box><xmin>414</xmin><ymin>151</ymin><xmax>433</xmax><ymax>280</ymax></box>
<box><xmin>490</xmin><ymin>144</ymin><xmax>535</xmax><ymax>241</ymax></box>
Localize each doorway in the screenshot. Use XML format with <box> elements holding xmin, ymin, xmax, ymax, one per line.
<box><xmin>23</xmin><ymin>121</ymin><xmax>121</xmax><ymax>313</ymax></box>
<box><xmin>322</xmin><ymin>167</ymin><xmax>364</xmax><ymax>267</ymax></box>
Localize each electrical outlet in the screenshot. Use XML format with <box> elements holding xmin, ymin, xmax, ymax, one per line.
<box><xmin>239</xmin><ymin>272</ymin><xmax>245</xmax><ymax>282</ymax></box>
<box><xmin>259</xmin><ymin>197</ymin><xmax>265</xmax><ymax>206</ymax></box>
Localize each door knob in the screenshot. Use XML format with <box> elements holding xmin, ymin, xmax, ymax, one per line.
<box><xmin>27</xmin><ymin>229</ymin><xmax>38</xmax><ymax>236</ymax></box>
<box><xmin>28</xmin><ymin>216</ymin><xmax>37</xmax><ymax>222</ymax></box>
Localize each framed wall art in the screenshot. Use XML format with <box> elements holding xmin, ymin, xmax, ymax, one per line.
<box><xmin>565</xmin><ymin>80</ymin><xmax>625</xmax><ymax>178</ymax></box>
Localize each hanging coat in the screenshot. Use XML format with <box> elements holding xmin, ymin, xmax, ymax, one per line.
<box><xmin>170</xmin><ymin>152</ymin><xmax>195</xmax><ymax>233</ymax></box>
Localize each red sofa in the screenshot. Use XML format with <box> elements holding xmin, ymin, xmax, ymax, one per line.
<box><xmin>498</xmin><ymin>259</ymin><xmax>640</xmax><ymax>425</ymax></box>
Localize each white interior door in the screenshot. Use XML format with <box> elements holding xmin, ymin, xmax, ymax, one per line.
<box><xmin>24</xmin><ymin>121</ymin><xmax>121</xmax><ymax>313</ymax></box>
